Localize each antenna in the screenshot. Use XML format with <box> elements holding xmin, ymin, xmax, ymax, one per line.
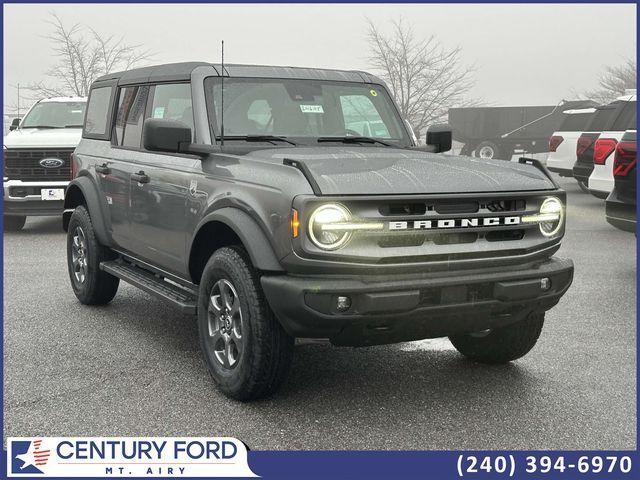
<box><xmin>220</xmin><ymin>40</ymin><xmax>225</xmax><ymax>147</ymax></box>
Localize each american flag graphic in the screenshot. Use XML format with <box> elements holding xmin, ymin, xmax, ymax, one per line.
<box><xmin>32</xmin><ymin>439</ymin><xmax>51</xmax><ymax>467</ymax></box>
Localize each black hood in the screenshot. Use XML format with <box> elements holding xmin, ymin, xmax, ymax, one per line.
<box><xmin>248</xmin><ymin>147</ymin><xmax>555</xmax><ymax>195</ymax></box>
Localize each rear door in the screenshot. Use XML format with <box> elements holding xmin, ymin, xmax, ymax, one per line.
<box><xmin>128</xmin><ymin>82</ymin><xmax>198</xmax><ymax>276</ymax></box>
<box><xmin>102</xmin><ymin>84</ymin><xmax>151</xmax><ymax>252</ymax></box>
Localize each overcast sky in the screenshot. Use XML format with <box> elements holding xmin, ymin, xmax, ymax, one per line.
<box><xmin>3</xmin><ymin>3</ymin><xmax>636</xmax><ymax>112</ymax></box>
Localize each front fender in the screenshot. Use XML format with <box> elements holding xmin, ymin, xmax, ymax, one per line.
<box><xmin>62</xmin><ymin>175</ymin><xmax>111</xmax><ymax>246</ymax></box>
<box><xmin>191</xmin><ymin>207</ymin><xmax>283</xmax><ymax>272</ymax></box>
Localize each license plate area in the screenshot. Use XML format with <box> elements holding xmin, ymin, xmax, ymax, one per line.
<box><xmin>41</xmin><ymin>188</ymin><xmax>65</xmax><ymax>201</ymax></box>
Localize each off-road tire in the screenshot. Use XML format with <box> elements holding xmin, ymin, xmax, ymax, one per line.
<box><xmin>449</xmin><ymin>312</ymin><xmax>545</xmax><ymax>364</ymax></box>
<box><xmin>198</xmin><ymin>246</ymin><xmax>294</xmax><ymax>401</ymax></box>
<box><xmin>4</xmin><ymin>215</ymin><xmax>26</xmax><ymax>231</ymax></box>
<box><xmin>67</xmin><ymin>206</ymin><xmax>119</xmax><ymax>305</ymax></box>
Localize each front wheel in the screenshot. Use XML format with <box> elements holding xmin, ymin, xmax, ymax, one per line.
<box><xmin>198</xmin><ymin>246</ymin><xmax>294</xmax><ymax>401</ymax></box>
<box><xmin>66</xmin><ymin>206</ymin><xmax>119</xmax><ymax>305</ymax></box>
<box><xmin>449</xmin><ymin>312</ymin><xmax>544</xmax><ymax>364</ymax></box>
<box><xmin>4</xmin><ymin>215</ymin><xmax>26</xmax><ymax>231</ymax></box>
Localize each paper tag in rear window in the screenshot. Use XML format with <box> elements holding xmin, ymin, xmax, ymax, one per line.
<box><xmin>300</xmin><ymin>104</ymin><xmax>324</xmax><ymax>114</ymax></box>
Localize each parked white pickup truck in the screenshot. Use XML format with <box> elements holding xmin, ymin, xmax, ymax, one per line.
<box><xmin>3</xmin><ymin>96</ymin><xmax>86</xmax><ymax>231</ymax></box>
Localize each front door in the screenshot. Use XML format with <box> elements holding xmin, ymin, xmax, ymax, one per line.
<box><xmin>128</xmin><ymin>83</ymin><xmax>196</xmax><ymax>276</ymax></box>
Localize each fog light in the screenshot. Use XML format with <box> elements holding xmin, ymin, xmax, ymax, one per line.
<box><xmin>540</xmin><ymin>277</ymin><xmax>551</xmax><ymax>291</ymax></box>
<box><xmin>336</xmin><ymin>296</ymin><xmax>351</xmax><ymax>312</ymax></box>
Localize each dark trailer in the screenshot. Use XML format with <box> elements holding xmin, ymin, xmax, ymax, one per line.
<box><xmin>449</xmin><ymin>100</ymin><xmax>597</xmax><ymax>160</ymax></box>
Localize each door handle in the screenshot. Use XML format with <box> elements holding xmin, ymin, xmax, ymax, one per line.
<box><xmin>131</xmin><ymin>171</ymin><xmax>150</xmax><ymax>184</ymax></box>
<box><xmin>95</xmin><ymin>163</ymin><xmax>110</xmax><ymax>174</ymax></box>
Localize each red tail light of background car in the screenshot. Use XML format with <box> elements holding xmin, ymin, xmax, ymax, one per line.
<box><xmin>549</xmin><ymin>135</ymin><xmax>564</xmax><ymax>152</ymax></box>
<box><xmin>613</xmin><ymin>140</ymin><xmax>637</xmax><ymax>177</ymax></box>
<box><xmin>593</xmin><ymin>138</ymin><xmax>618</xmax><ymax>165</ymax></box>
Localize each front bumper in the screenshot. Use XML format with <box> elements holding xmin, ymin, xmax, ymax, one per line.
<box><xmin>3</xmin><ymin>179</ymin><xmax>68</xmax><ymax>216</ymax></box>
<box><xmin>261</xmin><ymin>257</ymin><xmax>574</xmax><ymax>346</ymax></box>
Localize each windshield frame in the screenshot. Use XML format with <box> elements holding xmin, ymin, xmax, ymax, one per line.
<box><xmin>20</xmin><ymin>100</ymin><xmax>87</xmax><ymax>129</ymax></box>
<box><xmin>203</xmin><ymin>76</ymin><xmax>413</xmax><ymax>148</ymax></box>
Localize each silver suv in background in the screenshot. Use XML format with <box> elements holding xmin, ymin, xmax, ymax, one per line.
<box><xmin>3</xmin><ymin>97</ymin><xmax>86</xmax><ymax>231</ymax></box>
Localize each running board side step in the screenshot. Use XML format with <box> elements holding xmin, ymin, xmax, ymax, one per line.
<box><xmin>100</xmin><ymin>260</ymin><xmax>198</xmax><ymax>314</ymax></box>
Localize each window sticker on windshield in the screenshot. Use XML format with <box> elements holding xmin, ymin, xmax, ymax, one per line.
<box><xmin>71</xmin><ymin>110</ymin><xmax>83</xmax><ymax>113</ymax></box>
<box><xmin>370</xmin><ymin>89</ymin><xmax>378</xmax><ymax>97</ymax></box>
<box><xmin>153</xmin><ymin>106</ymin><xmax>165</xmax><ymax>118</ymax></box>
<box><xmin>300</xmin><ymin>104</ymin><xmax>324</xmax><ymax>114</ymax></box>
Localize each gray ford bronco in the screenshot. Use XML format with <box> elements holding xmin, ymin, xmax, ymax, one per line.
<box><xmin>64</xmin><ymin>62</ymin><xmax>574</xmax><ymax>400</ymax></box>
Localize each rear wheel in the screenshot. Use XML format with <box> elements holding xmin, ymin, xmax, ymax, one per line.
<box><xmin>449</xmin><ymin>312</ymin><xmax>544</xmax><ymax>364</ymax></box>
<box><xmin>198</xmin><ymin>246</ymin><xmax>294</xmax><ymax>401</ymax></box>
<box><xmin>66</xmin><ymin>206</ymin><xmax>119</xmax><ymax>305</ymax></box>
<box><xmin>474</xmin><ymin>141</ymin><xmax>502</xmax><ymax>160</ymax></box>
<box><xmin>4</xmin><ymin>215</ymin><xmax>26</xmax><ymax>231</ymax></box>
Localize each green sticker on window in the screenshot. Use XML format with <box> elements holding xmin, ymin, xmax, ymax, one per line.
<box><xmin>370</xmin><ymin>90</ymin><xmax>378</xmax><ymax>97</ymax></box>
<box><xmin>300</xmin><ymin>105</ymin><xmax>324</xmax><ymax>114</ymax></box>
<box><xmin>153</xmin><ymin>107</ymin><xmax>165</xmax><ymax>118</ymax></box>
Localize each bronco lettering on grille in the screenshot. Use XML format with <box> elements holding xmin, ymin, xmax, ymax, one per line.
<box><xmin>389</xmin><ymin>216</ymin><xmax>521</xmax><ymax>230</ymax></box>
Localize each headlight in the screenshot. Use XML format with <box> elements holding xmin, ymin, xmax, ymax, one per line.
<box><xmin>522</xmin><ymin>197</ymin><xmax>564</xmax><ymax>237</ymax></box>
<box><xmin>538</xmin><ymin>197</ymin><xmax>564</xmax><ymax>236</ymax></box>
<box><xmin>308</xmin><ymin>204</ymin><xmax>352</xmax><ymax>250</ymax></box>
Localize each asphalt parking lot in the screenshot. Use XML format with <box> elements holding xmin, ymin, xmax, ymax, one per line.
<box><xmin>3</xmin><ymin>177</ymin><xmax>636</xmax><ymax>450</ymax></box>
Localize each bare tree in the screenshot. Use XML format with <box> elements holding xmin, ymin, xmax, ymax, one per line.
<box><xmin>27</xmin><ymin>13</ymin><xmax>151</xmax><ymax>98</ymax></box>
<box><xmin>584</xmin><ymin>59</ymin><xmax>636</xmax><ymax>104</ymax></box>
<box><xmin>366</xmin><ymin>18</ymin><xmax>478</xmax><ymax>137</ymax></box>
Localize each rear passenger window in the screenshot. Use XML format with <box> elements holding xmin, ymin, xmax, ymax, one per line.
<box><xmin>557</xmin><ymin>112</ymin><xmax>594</xmax><ymax>132</ymax></box>
<box><xmin>114</xmin><ymin>86</ymin><xmax>150</xmax><ymax>147</ymax></box>
<box><xmin>588</xmin><ymin>102</ymin><xmax>622</xmax><ymax>131</ymax></box>
<box><xmin>611</xmin><ymin>101</ymin><xmax>636</xmax><ymax>131</ymax></box>
<box><xmin>84</xmin><ymin>86</ymin><xmax>113</xmax><ymax>137</ymax></box>
<box><xmin>150</xmin><ymin>84</ymin><xmax>193</xmax><ymax>133</ymax></box>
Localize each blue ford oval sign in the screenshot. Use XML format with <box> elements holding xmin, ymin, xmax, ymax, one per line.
<box><xmin>39</xmin><ymin>158</ymin><xmax>65</xmax><ymax>168</ymax></box>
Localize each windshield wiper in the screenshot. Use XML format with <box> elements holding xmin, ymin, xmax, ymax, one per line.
<box><xmin>64</xmin><ymin>124</ymin><xmax>84</xmax><ymax>128</ymax></box>
<box><xmin>316</xmin><ymin>136</ymin><xmax>392</xmax><ymax>146</ymax></box>
<box><xmin>219</xmin><ymin>135</ymin><xmax>297</xmax><ymax>146</ymax></box>
<box><xmin>20</xmin><ymin>125</ymin><xmax>64</xmax><ymax>129</ymax></box>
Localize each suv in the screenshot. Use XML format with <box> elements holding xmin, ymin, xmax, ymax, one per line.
<box><xmin>572</xmin><ymin>94</ymin><xmax>636</xmax><ymax>193</ymax></box>
<box><xmin>605</xmin><ymin>130</ymin><xmax>637</xmax><ymax>232</ymax></box>
<box><xmin>587</xmin><ymin>94</ymin><xmax>636</xmax><ymax>199</ymax></box>
<box><xmin>546</xmin><ymin>106</ymin><xmax>598</xmax><ymax>184</ymax></box>
<box><xmin>3</xmin><ymin>97</ymin><xmax>87</xmax><ymax>231</ymax></box>
<box><xmin>63</xmin><ymin>62</ymin><xmax>574</xmax><ymax>400</ymax></box>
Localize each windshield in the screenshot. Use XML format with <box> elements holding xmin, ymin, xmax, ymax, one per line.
<box><xmin>21</xmin><ymin>101</ymin><xmax>86</xmax><ymax>128</ymax></box>
<box><xmin>204</xmin><ymin>77</ymin><xmax>410</xmax><ymax>146</ymax></box>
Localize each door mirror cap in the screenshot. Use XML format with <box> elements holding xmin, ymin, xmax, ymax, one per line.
<box><xmin>142</xmin><ymin>118</ymin><xmax>192</xmax><ymax>153</ymax></box>
<box><xmin>426</xmin><ymin>124</ymin><xmax>452</xmax><ymax>153</ymax></box>
<box><xmin>9</xmin><ymin>118</ymin><xmax>20</xmax><ymax>131</ymax></box>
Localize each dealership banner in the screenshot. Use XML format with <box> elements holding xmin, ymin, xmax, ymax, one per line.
<box><xmin>6</xmin><ymin>437</ymin><xmax>257</xmax><ymax>477</ymax></box>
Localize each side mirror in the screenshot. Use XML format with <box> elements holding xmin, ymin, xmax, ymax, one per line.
<box><xmin>426</xmin><ymin>124</ymin><xmax>452</xmax><ymax>153</ymax></box>
<box><xmin>142</xmin><ymin>118</ymin><xmax>192</xmax><ymax>153</ymax></box>
<box><xmin>9</xmin><ymin>118</ymin><xmax>20</xmax><ymax>131</ymax></box>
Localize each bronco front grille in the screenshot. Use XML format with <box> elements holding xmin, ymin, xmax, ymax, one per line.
<box><xmin>3</xmin><ymin>148</ymin><xmax>73</xmax><ymax>181</ymax></box>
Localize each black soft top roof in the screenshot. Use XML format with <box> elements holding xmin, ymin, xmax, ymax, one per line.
<box><xmin>93</xmin><ymin>61</ymin><xmax>382</xmax><ymax>86</ymax></box>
